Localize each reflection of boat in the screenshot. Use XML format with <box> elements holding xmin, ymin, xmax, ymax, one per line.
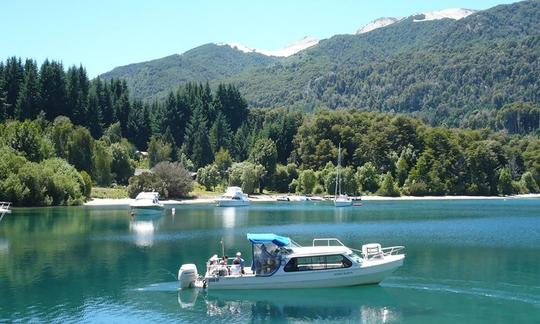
<box><xmin>0</xmin><ymin>202</ymin><xmax>11</xmax><ymax>222</ymax></box>
<box><xmin>334</xmin><ymin>144</ymin><xmax>352</xmax><ymax>207</ymax></box>
<box><xmin>178</xmin><ymin>233</ymin><xmax>405</xmax><ymax>290</ymax></box>
<box><xmin>215</xmin><ymin>187</ymin><xmax>250</xmax><ymax>207</ymax></box>
<box><xmin>178</xmin><ymin>284</ymin><xmax>401</xmax><ymax>322</ymax></box>
<box><xmin>129</xmin><ymin>219</ymin><xmax>157</xmax><ymax>247</ymax></box>
<box><xmin>130</xmin><ymin>192</ymin><xmax>164</xmax><ymax>213</ymax></box>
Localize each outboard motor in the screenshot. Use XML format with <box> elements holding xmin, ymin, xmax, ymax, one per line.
<box><xmin>178</xmin><ymin>264</ymin><xmax>198</xmax><ymax>289</ymax></box>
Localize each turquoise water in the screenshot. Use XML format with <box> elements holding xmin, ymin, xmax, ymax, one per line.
<box><xmin>1</xmin><ymin>199</ymin><xmax>539</xmax><ymax>323</ymax></box>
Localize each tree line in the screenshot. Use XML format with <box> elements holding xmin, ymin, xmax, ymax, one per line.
<box><xmin>2</xmin><ymin>57</ymin><xmax>540</xmax><ymax>205</ymax></box>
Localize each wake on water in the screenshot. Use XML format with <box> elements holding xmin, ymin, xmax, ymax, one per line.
<box><xmin>382</xmin><ymin>276</ymin><xmax>540</xmax><ymax>307</ymax></box>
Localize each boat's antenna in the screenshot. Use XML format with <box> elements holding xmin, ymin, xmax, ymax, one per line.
<box><xmin>220</xmin><ymin>237</ymin><xmax>225</xmax><ymax>257</ymax></box>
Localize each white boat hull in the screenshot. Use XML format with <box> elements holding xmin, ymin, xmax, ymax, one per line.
<box><xmin>215</xmin><ymin>199</ymin><xmax>250</xmax><ymax>207</ymax></box>
<box><xmin>334</xmin><ymin>200</ymin><xmax>353</xmax><ymax>207</ymax></box>
<box><xmin>203</xmin><ymin>255</ymin><xmax>404</xmax><ymax>290</ymax></box>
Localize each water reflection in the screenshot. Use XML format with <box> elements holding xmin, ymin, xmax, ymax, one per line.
<box><xmin>215</xmin><ymin>207</ymin><xmax>248</xmax><ymax>229</ymax></box>
<box><xmin>177</xmin><ymin>287</ymin><xmax>402</xmax><ymax>322</ymax></box>
<box><xmin>0</xmin><ymin>237</ymin><xmax>8</xmax><ymax>253</ymax></box>
<box><xmin>129</xmin><ymin>213</ymin><xmax>164</xmax><ymax>247</ymax></box>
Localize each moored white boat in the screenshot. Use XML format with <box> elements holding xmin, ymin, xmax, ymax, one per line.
<box><xmin>178</xmin><ymin>233</ymin><xmax>405</xmax><ymax>290</ymax></box>
<box><xmin>334</xmin><ymin>144</ymin><xmax>353</xmax><ymax>207</ymax></box>
<box><xmin>215</xmin><ymin>187</ymin><xmax>250</xmax><ymax>207</ymax></box>
<box><xmin>130</xmin><ymin>192</ymin><xmax>164</xmax><ymax>212</ymax></box>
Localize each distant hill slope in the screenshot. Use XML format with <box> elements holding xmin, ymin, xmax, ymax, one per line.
<box><xmin>101</xmin><ymin>0</ymin><xmax>540</xmax><ymax>126</ymax></box>
<box><xmin>100</xmin><ymin>43</ymin><xmax>278</xmax><ymax>100</ymax></box>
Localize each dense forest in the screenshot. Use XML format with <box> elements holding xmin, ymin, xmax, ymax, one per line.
<box><xmin>101</xmin><ymin>0</ymin><xmax>540</xmax><ymax>128</ymax></box>
<box><xmin>2</xmin><ymin>57</ymin><xmax>540</xmax><ymax>206</ymax></box>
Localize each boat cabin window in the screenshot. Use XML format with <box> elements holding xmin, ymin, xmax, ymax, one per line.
<box><xmin>252</xmin><ymin>243</ymin><xmax>282</xmax><ymax>276</ymax></box>
<box><xmin>284</xmin><ymin>254</ymin><xmax>352</xmax><ymax>272</ymax></box>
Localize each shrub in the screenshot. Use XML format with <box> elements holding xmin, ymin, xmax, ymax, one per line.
<box><xmin>127</xmin><ymin>172</ymin><xmax>168</xmax><ymax>198</ymax></box>
<box><xmin>153</xmin><ymin>162</ymin><xmax>193</xmax><ymax>197</ymax></box>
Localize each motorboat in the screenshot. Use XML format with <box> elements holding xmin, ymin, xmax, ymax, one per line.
<box><xmin>334</xmin><ymin>143</ymin><xmax>352</xmax><ymax>207</ymax></box>
<box><xmin>276</xmin><ymin>195</ymin><xmax>290</xmax><ymax>202</ymax></box>
<box><xmin>130</xmin><ymin>192</ymin><xmax>164</xmax><ymax>212</ymax></box>
<box><xmin>215</xmin><ymin>187</ymin><xmax>250</xmax><ymax>207</ymax></box>
<box><xmin>178</xmin><ymin>233</ymin><xmax>405</xmax><ymax>290</ymax></box>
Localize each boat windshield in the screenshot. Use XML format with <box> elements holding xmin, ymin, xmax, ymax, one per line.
<box><xmin>347</xmin><ymin>252</ymin><xmax>362</xmax><ymax>264</ymax></box>
<box><xmin>252</xmin><ymin>243</ymin><xmax>282</xmax><ymax>276</ymax></box>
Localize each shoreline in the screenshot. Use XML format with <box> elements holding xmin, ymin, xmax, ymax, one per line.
<box><xmin>83</xmin><ymin>193</ymin><xmax>540</xmax><ymax>206</ymax></box>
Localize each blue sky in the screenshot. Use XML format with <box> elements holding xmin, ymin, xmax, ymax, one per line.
<box><xmin>2</xmin><ymin>0</ymin><xmax>518</xmax><ymax>77</ymax></box>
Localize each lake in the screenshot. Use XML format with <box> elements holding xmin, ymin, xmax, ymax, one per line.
<box><xmin>1</xmin><ymin>199</ymin><xmax>539</xmax><ymax>323</ymax></box>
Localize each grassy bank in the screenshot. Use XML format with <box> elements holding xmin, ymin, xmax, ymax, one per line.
<box><xmin>91</xmin><ymin>186</ymin><xmax>129</xmax><ymax>199</ymax></box>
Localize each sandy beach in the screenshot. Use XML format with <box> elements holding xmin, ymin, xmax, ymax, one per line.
<box><xmin>83</xmin><ymin>193</ymin><xmax>540</xmax><ymax>206</ymax></box>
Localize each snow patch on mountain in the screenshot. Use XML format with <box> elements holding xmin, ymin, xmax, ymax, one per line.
<box><xmin>412</xmin><ymin>8</ymin><xmax>477</xmax><ymax>22</ymax></box>
<box><xmin>218</xmin><ymin>36</ymin><xmax>319</xmax><ymax>57</ymax></box>
<box><xmin>357</xmin><ymin>17</ymin><xmax>402</xmax><ymax>34</ymax></box>
<box><xmin>356</xmin><ymin>8</ymin><xmax>477</xmax><ymax>34</ymax></box>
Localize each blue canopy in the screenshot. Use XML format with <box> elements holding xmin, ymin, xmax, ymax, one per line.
<box><xmin>247</xmin><ymin>233</ymin><xmax>291</xmax><ymax>247</ymax></box>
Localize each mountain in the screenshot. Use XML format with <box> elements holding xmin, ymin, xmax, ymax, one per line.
<box><xmin>101</xmin><ymin>1</ymin><xmax>540</xmax><ymax>126</ymax></box>
<box><xmin>100</xmin><ymin>43</ymin><xmax>277</xmax><ymax>100</ymax></box>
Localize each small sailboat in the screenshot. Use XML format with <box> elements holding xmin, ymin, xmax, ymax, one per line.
<box><xmin>334</xmin><ymin>144</ymin><xmax>353</xmax><ymax>207</ymax></box>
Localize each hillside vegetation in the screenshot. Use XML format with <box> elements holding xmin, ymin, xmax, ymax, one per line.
<box><xmin>100</xmin><ymin>0</ymin><xmax>540</xmax><ymax>128</ymax></box>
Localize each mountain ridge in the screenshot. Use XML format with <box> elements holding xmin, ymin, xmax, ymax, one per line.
<box><xmin>100</xmin><ymin>0</ymin><xmax>540</xmax><ymax>127</ymax></box>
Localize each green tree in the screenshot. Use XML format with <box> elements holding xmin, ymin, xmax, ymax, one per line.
<box><xmin>110</xmin><ymin>142</ymin><xmax>135</xmax><ymax>184</ymax></box>
<box><xmin>519</xmin><ymin>171</ymin><xmax>539</xmax><ymax>193</ymax></box>
<box><xmin>497</xmin><ymin>167</ymin><xmax>513</xmax><ymax>196</ymax></box>
<box><xmin>297</xmin><ymin>169</ymin><xmax>317</xmax><ymax>194</ymax></box>
<box><xmin>214</xmin><ymin>148</ymin><xmax>233</xmax><ymax>183</ymax></box>
<box><xmin>271</xmin><ymin>164</ymin><xmax>290</xmax><ymax>193</ymax></box>
<box><xmin>241</xmin><ymin>162</ymin><xmax>265</xmax><ymax>194</ymax></box>
<box><xmin>15</xmin><ymin>59</ymin><xmax>40</xmax><ymax>120</ymax></box>
<box><xmin>355</xmin><ymin>162</ymin><xmax>379</xmax><ymax>194</ymax></box>
<box><xmin>92</xmin><ymin>140</ymin><xmax>112</xmax><ymax>186</ymax></box>
<box><xmin>68</xmin><ymin>126</ymin><xmax>94</xmax><ymax>173</ymax></box>
<box><xmin>209</xmin><ymin>111</ymin><xmax>232</xmax><ymax>153</ymax></box>
<box><xmin>39</xmin><ymin>60</ymin><xmax>67</xmax><ymax>119</ymax></box>
<box><xmin>249</xmin><ymin>138</ymin><xmax>278</xmax><ymax>191</ymax></box>
<box><xmin>197</xmin><ymin>164</ymin><xmax>220</xmax><ymax>191</ymax></box>
<box><xmin>183</xmin><ymin>107</ymin><xmax>213</xmax><ymax>168</ymax></box>
<box><xmin>147</xmin><ymin>136</ymin><xmax>172</xmax><ymax>168</ymax></box>
<box><xmin>377</xmin><ymin>172</ymin><xmax>400</xmax><ymax>197</ymax></box>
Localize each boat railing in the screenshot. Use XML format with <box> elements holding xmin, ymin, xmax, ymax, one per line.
<box><xmin>312</xmin><ymin>238</ymin><xmax>346</xmax><ymax>247</ymax></box>
<box><xmin>351</xmin><ymin>245</ymin><xmax>405</xmax><ymax>260</ymax></box>
<box><xmin>381</xmin><ymin>246</ymin><xmax>405</xmax><ymax>256</ymax></box>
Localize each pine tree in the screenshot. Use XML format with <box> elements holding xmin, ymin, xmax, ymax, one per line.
<box><xmin>209</xmin><ymin>111</ymin><xmax>232</xmax><ymax>153</ymax></box>
<box><xmin>0</xmin><ymin>62</ymin><xmax>6</xmax><ymax>121</ymax></box>
<box><xmin>160</xmin><ymin>91</ymin><xmax>188</xmax><ymax>147</ymax></box>
<box><xmin>3</xmin><ymin>57</ymin><xmax>24</xmax><ymax>118</ymax></box>
<box><xmin>66</xmin><ymin>66</ymin><xmax>81</xmax><ymax>123</ymax></box>
<box><xmin>214</xmin><ymin>83</ymin><xmax>248</xmax><ymax>131</ymax></box>
<box><xmin>183</xmin><ymin>106</ymin><xmax>213</xmax><ymax>169</ymax></box>
<box><xmin>39</xmin><ymin>60</ymin><xmax>67</xmax><ymax>119</ymax></box>
<box><xmin>86</xmin><ymin>86</ymin><xmax>103</xmax><ymax>137</ymax></box>
<box><xmin>15</xmin><ymin>59</ymin><xmax>41</xmax><ymax>120</ymax></box>
<box><xmin>98</xmin><ymin>79</ymin><xmax>114</xmax><ymax>126</ymax></box>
